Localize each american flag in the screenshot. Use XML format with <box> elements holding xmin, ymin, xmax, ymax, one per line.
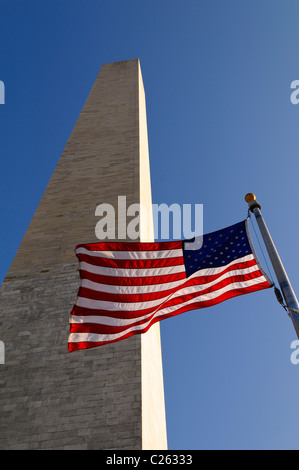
<box><xmin>68</xmin><ymin>219</ymin><xmax>271</xmax><ymax>352</ymax></box>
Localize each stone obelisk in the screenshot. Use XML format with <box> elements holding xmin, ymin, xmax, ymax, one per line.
<box><xmin>0</xmin><ymin>59</ymin><xmax>167</xmax><ymax>450</ymax></box>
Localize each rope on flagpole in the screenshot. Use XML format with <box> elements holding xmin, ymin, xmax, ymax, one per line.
<box><xmin>247</xmin><ymin>210</ymin><xmax>290</xmax><ymax>315</ymax></box>
<box><xmin>247</xmin><ymin>211</ymin><xmax>275</xmax><ymax>285</ymax></box>
<box><xmin>274</xmin><ymin>285</ymin><xmax>289</xmax><ymax>314</ymax></box>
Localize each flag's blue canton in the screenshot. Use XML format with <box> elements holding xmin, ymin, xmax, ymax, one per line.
<box><xmin>183</xmin><ymin>220</ymin><xmax>252</xmax><ymax>278</ymax></box>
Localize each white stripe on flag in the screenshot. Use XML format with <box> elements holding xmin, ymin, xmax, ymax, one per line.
<box><xmin>74</xmin><ymin>263</ymin><xmax>263</xmax><ymax>314</ymax></box>
<box><xmin>76</xmin><ymin>247</ymin><xmax>183</xmax><ymax>260</ymax></box>
<box><xmin>68</xmin><ymin>272</ymin><xmax>268</xmax><ymax>344</ymax></box>
<box><xmin>79</xmin><ymin>261</ymin><xmax>186</xmax><ymax>277</ymax></box>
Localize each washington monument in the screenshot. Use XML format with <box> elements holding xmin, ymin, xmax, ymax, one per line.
<box><xmin>0</xmin><ymin>59</ymin><xmax>167</xmax><ymax>450</ymax></box>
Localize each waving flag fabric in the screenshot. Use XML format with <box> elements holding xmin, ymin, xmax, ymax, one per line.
<box><xmin>68</xmin><ymin>219</ymin><xmax>271</xmax><ymax>351</ymax></box>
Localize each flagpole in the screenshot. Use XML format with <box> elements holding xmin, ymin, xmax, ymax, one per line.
<box><xmin>245</xmin><ymin>193</ymin><xmax>299</xmax><ymax>339</ymax></box>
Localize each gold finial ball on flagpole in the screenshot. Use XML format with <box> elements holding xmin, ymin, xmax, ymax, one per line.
<box><xmin>245</xmin><ymin>193</ymin><xmax>256</xmax><ymax>203</ymax></box>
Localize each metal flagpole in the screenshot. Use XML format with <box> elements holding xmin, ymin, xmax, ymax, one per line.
<box><xmin>245</xmin><ymin>193</ymin><xmax>299</xmax><ymax>339</ymax></box>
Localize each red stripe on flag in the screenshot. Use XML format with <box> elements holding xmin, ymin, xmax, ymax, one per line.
<box><xmin>79</xmin><ymin>269</ymin><xmax>187</xmax><ymax>286</ymax></box>
<box><xmin>70</xmin><ymin>268</ymin><xmax>269</xmax><ymax>322</ymax></box>
<box><xmin>77</xmin><ymin>253</ymin><xmax>185</xmax><ymax>269</ymax></box>
<box><xmin>68</xmin><ymin>279</ymin><xmax>270</xmax><ymax>353</ymax></box>
<box><xmin>76</xmin><ymin>240</ymin><xmax>182</xmax><ymax>252</ymax></box>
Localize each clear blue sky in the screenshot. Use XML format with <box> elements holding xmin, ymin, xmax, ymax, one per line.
<box><xmin>1</xmin><ymin>0</ymin><xmax>299</xmax><ymax>450</ymax></box>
